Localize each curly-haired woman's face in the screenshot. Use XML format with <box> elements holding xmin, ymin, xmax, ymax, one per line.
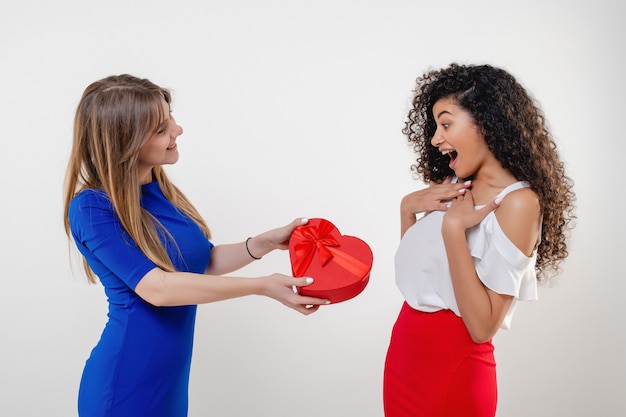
<box><xmin>431</xmin><ymin>98</ymin><xmax>494</xmax><ymax>180</ymax></box>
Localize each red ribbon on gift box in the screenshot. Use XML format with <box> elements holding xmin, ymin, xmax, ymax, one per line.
<box><xmin>291</xmin><ymin>219</ymin><xmax>370</xmax><ymax>278</ymax></box>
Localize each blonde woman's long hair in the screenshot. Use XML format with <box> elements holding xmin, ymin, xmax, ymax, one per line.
<box><xmin>63</xmin><ymin>74</ymin><xmax>210</xmax><ymax>283</ymax></box>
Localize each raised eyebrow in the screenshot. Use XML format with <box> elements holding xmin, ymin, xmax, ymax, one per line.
<box><xmin>436</xmin><ymin>110</ymin><xmax>452</xmax><ymax>120</ymax></box>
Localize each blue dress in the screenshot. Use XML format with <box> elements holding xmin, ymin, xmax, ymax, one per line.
<box><xmin>68</xmin><ymin>182</ymin><xmax>213</xmax><ymax>417</ymax></box>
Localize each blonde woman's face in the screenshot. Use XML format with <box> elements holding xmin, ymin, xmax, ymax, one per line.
<box><xmin>137</xmin><ymin>98</ymin><xmax>183</xmax><ymax>184</ymax></box>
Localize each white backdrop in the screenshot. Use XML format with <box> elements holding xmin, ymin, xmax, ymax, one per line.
<box><xmin>1</xmin><ymin>1</ymin><xmax>624</xmax><ymax>416</ymax></box>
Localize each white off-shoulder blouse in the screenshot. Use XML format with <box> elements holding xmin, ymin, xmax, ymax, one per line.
<box><xmin>395</xmin><ymin>181</ymin><xmax>538</xmax><ymax>329</ymax></box>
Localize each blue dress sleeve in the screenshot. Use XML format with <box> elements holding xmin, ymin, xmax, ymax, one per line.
<box><xmin>68</xmin><ymin>190</ymin><xmax>157</xmax><ymax>290</ymax></box>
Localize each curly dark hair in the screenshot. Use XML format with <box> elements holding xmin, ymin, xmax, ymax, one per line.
<box><xmin>403</xmin><ymin>63</ymin><xmax>576</xmax><ymax>280</ymax></box>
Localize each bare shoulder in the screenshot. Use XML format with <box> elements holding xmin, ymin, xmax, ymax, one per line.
<box><xmin>498</xmin><ymin>187</ymin><xmax>540</xmax><ymax>213</ymax></box>
<box><xmin>495</xmin><ymin>187</ymin><xmax>541</xmax><ymax>256</ymax></box>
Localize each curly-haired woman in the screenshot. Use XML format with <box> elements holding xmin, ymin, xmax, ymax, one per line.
<box><xmin>383</xmin><ymin>63</ymin><xmax>576</xmax><ymax>417</ymax></box>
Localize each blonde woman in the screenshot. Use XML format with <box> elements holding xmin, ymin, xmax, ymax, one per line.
<box><xmin>64</xmin><ymin>74</ymin><xmax>328</xmax><ymax>417</ymax></box>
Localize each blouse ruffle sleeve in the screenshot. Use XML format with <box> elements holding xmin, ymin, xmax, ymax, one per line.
<box><xmin>469</xmin><ymin>214</ymin><xmax>538</xmax><ymax>301</ymax></box>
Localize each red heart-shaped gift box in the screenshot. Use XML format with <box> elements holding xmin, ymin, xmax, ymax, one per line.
<box><xmin>288</xmin><ymin>218</ymin><xmax>373</xmax><ymax>303</ymax></box>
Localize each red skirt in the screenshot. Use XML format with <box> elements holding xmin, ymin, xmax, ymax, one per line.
<box><xmin>383</xmin><ymin>302</ymin><xmax>497</xmax><ymax>417</ymax></box>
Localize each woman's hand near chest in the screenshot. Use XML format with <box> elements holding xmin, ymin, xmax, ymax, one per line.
<box><xmin>400</xmin><ymin>177</ymin><xmax>472</xmax><ymax>237</ymax></box>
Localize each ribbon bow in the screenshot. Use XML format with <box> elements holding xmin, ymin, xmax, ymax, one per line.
<box><xmin>291</xmin><ymin>219</ymin><xmax>370</xmax><ymax>279</ymax></box>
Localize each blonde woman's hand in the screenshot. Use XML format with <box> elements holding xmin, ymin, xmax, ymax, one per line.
<box><xmin>246</xmin><ymin>218</ymin><xmax>309</xmax><ymax>257</ymax></box>
<box><xmin>259</xmin><ymin>273</ymin><xmax>329</xmax><ymax>315</ymax></box>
